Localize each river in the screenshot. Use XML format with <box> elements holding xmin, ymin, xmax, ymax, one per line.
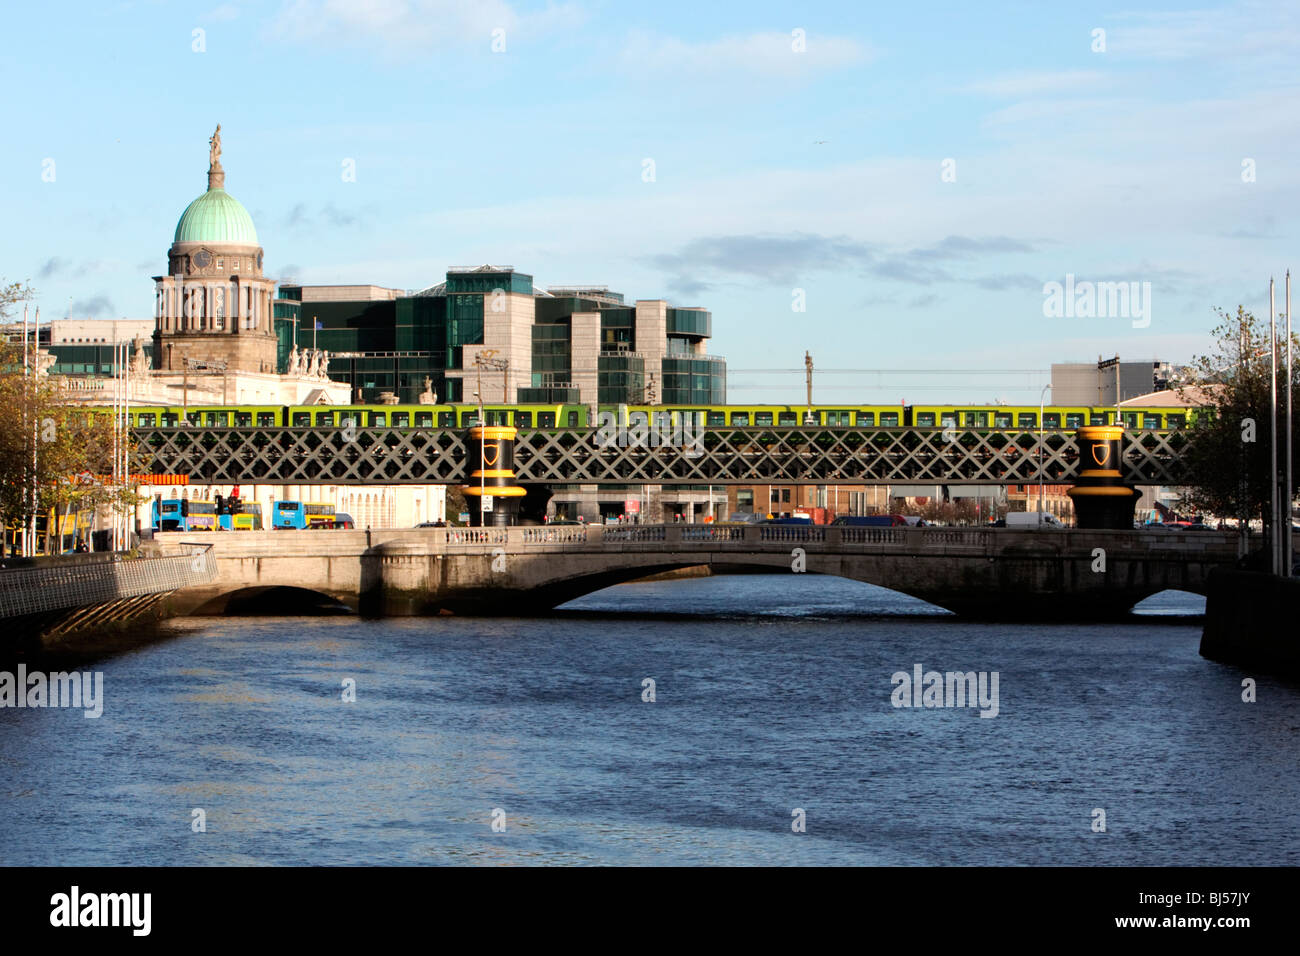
<box><xmin>2</xmin><ymin>575</ymin><xmax>1296</xmax><ymax>865</ymax></box>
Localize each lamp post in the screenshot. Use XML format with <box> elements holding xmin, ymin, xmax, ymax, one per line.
<box><xmin>1038</xmin><ymin>383</ymin><xmax>1052</xmax><ymax>525</ymax></box>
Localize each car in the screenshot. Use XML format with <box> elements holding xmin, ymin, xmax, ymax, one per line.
<box><xmin>720</xmin><ymin>512</ymin><xmax>766</xmax><ymax>525</ymax></box>
<box><xmin>763</xmin><ymin>515</ymin><xmax>813</xmax><ymax>525</ymax></box>
<box><xmin>329</xmin><ymin>513</ymin><xmax>355</xmax><ymax>529</ymax></box>
<box><xmin>414</xmin><ymin>521</ymin><xmax>447</xmax><ymax>528</ymax></box>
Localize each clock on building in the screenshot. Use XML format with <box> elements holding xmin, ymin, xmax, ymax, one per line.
<box><xmin>193</xmin><ymin>249</ymin><xmax>212</xmax><ymax>269</ymax></box>
<box><xmin>256</xmin><ymin>250</ymin><xmax>263</xmax><ymax>271</ymax></box>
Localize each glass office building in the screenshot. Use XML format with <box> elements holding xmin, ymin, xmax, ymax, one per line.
<box><xmin>282</xmin><ymin>268</ymin><xmax>725</xmax><ymax>406</ymax></box>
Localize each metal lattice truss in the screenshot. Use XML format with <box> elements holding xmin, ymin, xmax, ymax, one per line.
<box><xmin>132</xmin><ymin>427</ymin><xmax>1192</xmax><ymax>485</ymax></box>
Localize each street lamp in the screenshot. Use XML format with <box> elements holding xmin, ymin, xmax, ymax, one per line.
<box><xmin>1038</xmin><ymin>383</ymin><xmax>1052</xmax><ymax>525</ymax></box>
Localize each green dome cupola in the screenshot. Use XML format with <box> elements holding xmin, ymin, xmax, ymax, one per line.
<box><xmin>173</xmin><ymin>187</ymin><xmax>259</xmax><ymax>245</ymax></box>
<box><xmin>171</xmin><ymin>122</ymin><xmax>259</xmax><ymax>246</ymax></box>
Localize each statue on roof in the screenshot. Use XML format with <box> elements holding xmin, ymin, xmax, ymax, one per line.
<box><xmin>418</xmin><ymin>375</ymin><xmax>436</xmax><ymax>404</ymax></box>
<box><xmin>209</xmin><ymin>124</ymin><xmax>222</xmax><ymax>167</ymax></box>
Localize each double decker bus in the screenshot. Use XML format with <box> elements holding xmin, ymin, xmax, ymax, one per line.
<box><xmin>272</xmin><ymin>501</ymin><xmax>335</xmax><ymax>529</ymax></box>
<box><xmin>219</xmin><ymin>501</ymin><xmax>265</xmax><ymax>531</ymax></box>
<box><xmin>152</xmin><ymin>497</ymin><xmax>218</xmax><ymax>532</ymax></box>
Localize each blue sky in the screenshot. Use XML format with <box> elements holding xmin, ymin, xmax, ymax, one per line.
<box><xmin>3</xmin><ymin>0</ymin><xmax>1297</xmax><ymax>403</ymax></box>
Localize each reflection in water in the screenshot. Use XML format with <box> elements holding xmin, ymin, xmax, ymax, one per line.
<box><xmin>0</xmin><ymin>575</ymin><xmax>1293</xmax><ymax>866</ymax></box>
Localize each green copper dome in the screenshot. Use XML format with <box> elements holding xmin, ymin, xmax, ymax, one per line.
<box><xmin>173</xmin><ymin>187</ymin><xmax>259</xmax><ymax>245</ymax></box>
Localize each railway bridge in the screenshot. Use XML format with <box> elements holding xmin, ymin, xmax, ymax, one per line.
<box><xmin>159</xmin><ymin>524</ymin><xmax>1241</xmax><ymax>621</ymax></box>
<box><xmin>131</xmin><ymin>424</ymin><xmax>1192</xmax><ymax>485</ymax></box>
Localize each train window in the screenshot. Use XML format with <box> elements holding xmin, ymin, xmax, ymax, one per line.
<box><xmin>436</xmin><ymin>412</ymin><xmax>453</xmax><ymax>427</ymax></box>
<box><xmin>515</xmin><ymin>411</ymin><xmax>532</xmax><ymax>427</ymax></box>
<box><xmin>204</xmin><ymin>412</ymin><xmax>226</xmax><ymax>426</ymax></box>
<box><xmin>916</xmin><ymin>412</ymin><xmax>935</xmax><ymax>427</ymax></box>
<box><xmin>778</xmin><ymin>411</ymin><xmax>797</xmax><ymax>426</ymax></box>
<box><xmin>1167</xmin><ymin>414</ymin><xmax>1186</xmax><ymax>429</ymax></box>
<box><xmin>460</xmin><ymin>411</ymin><xmax>478</xmax><ymax>427</ymax></box>
<box><xmin>538</xmin><ymin>412</ymin><xmax>556</xmax><ymax>428</ymax></box>
<box><xmin>1017</xmin><ymin>413</ymin><xmax>1037</xmax><ymax>428</ymax></box>
<box><xmin>707</xmin><ymin>411</ymin><xmax>726</xmax><ymax>426</ymax></box>
<box><xmin>392</xmin><ymin>412</ymin><xmax>409</xmax><ymax>427</ymax></box>
<box><xmin>880</xmin><ymin>412</ymin><xmax>899</xmax><ymax>427</ymax></box>
<box><xmin>993</xmin><ymin>413</ymin><xmax>1012</xmax><ymax>428</ymax></box>
<box><xmin>371</xmin><ymin>412</ymin><xmax>386</xmax><ymax>427</ymax></box>
<box><xmin>1142</xmin><ymin>413</ymin><xmax>1161</xmax><ymax>429</ymax></box>
<box><xmin>1043</xmin><ymin>413</ymin><xmax>1061</xmax><ymax>428</ymax></box>
<box><xmin>235</xmin><ymin>412</ymin><xmax>252</xmax><ymax>426</ymax></box>
<box><xmin>567</xmin><ymin>411</ymin><xmax>579</xmax><ymax>427</ymax></box>
<box><xmin>316</xmin><ymin>411</ymin><xmax>335</xmax><ymax>427</ymax></box>
<box><xmin>755</xmin><ymin>412</ymin><xmax>773</xmax><ymax>426</ymax></box>
<box><xmin>161</xmin><ymin>412</ymin><xmax>178</xmax><ymax>427</ymax></box>
<box><xmin>856</xmin><ymin>412</ymin><xmax>876</xmax><ymax>426</ymax></box>
<box><xmin>1089</xmin><ymin>413</ymin><xmax>1108</xmax><ymax>425</ymax></box>
<box><xmin>138</xmin><ymin>412</ymin><xmax>156</xmax><ymax>427</ymax></box>
<box><xmin>186</xmin><ymin>412</ymin><xmax>200</xmax><ymax>426</ymax></box>
<box><xmin>1065</xmin><ymin>413</ymin><xmax>1083</xmax><ymax>429</ymax></box>
<box><xmin>292</xmin><ymin>412</ymin><xmax>310</xmax><ymax>426</ymax></box>
<box><xmin>1122</xmin><ymin>412</ymin><xmax>1138</xmax><ymax>428</ymax></box>
<box><xmin>730</xmin><ymin>412</ymin><xmax>750</xmax><ymax>426</ymax></box>
<box><xmin>257</xmin><ymin>412</ymin><xmax>276</xmax><ymax>427</ymax></box>
<box><xmin>964</xmin><ymin>412</ymin><xmax>989</xmax><ymax>428</ymax></box>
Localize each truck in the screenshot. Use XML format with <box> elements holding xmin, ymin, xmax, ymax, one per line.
<box><xmin>1005</xmin><ymin>511</ymin><xmax>1066</xmax><ymax>529</ymax></box>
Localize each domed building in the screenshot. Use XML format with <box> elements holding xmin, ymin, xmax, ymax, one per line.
<box><xmin>152</xmin><ymin>125</ymin><xmax>279</xmax><ymax>373</ymax></box>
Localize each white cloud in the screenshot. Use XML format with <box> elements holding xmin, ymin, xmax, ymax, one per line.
<box><xmin>1109</xmin><ymin>3</ymin><xmax>1300</xmax><ymax>60</ymax></box>
<box><xmin>267</xmin><ymin>0</ymin><xmax>583</xmax><ymax>54</ymax></box>
<box><xmin>621</xmin><ymin>29</ymin><xmax>869</xmax><ymax>78</ymax></box>
<box><xmin>203</xmin><ymin>3</ymin><xmax>241</xmax><ymax>22</ymax></box>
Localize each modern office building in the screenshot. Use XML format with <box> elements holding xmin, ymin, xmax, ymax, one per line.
<box><xmin>280</xmin><ymin>272</ymin><xmax>726</xmax><ymax>407</ymax></box>
<box><xmin>1051</xmin><ymin>359</ymin><xmax>1174</xmax><ymax>406</ymax></box>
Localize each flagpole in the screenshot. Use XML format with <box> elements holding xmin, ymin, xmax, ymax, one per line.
<box><xmin>1269</xmin><ymin>279</ymin><xmax>1279</xmax><ymax>575</ymax></box>
<box><xmin>20</xmin><ymin>305</ymin><xmax>29</xmax><ymax>555</ymax></box>
<box><xmin>30</xmin><ymin>306</ymin><xmax>40</xmax><ymax>553</ymax></box>
<box><xmin>1287</xmin><ymin>270</ymin><xmax>1294</xmax><ymax>575</ymax></box>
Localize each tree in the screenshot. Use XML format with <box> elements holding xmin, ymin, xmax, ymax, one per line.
<box><xmin>0</xmin><ymin>328</ymin><xmax>140</xmax><ymax>555</ymax></box>
<box><xmin>1177</xmin><ymin>306</ymin><xmax>1299</xmax><ymax>539</ymax></box>
<box><xmin>0</xmin><ymin>278</ymin><xmax>34</xmax><ymax>321</ymax></box>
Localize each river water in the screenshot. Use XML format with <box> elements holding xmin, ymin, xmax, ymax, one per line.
<box><xmin>2</xmin><ymin>575</ymin><xmax>1297</xmax><ymax>865</ymax></box>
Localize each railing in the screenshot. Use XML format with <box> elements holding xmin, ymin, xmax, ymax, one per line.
<box><xmin>0</xmin><ymin>545</ymin><xmax>217</xmax><ymax>619</ymax></box>
<box><xmin>520</xmin><ymin>527</ymin><xmax>589</xmax><ymax>544</ymax></box>
<box><xmin>443</xmin><ymin>528</ymin><xmax>509</xmax><ymax>545</ymax></box>
<box><xmin>602</xmin><ymin>526</ymin><xmax>668</xmax><ymax>543</ymax></box>
<box><xmin>758</xmin><ymin>526</ymin><xmax>827</xmax><ymax>543</ymax></box>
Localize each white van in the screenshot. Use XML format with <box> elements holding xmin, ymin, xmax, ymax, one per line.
<box><xmin>1005</xmin><ymin>511</ymin><xmax>1066</xmax><ymax>529</ymax></box>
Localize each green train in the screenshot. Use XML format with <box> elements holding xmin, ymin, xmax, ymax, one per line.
<box><xmin>114</xmin><ymin>401</ymin><xmax>1195</xmax><ymax>431</ymax></box>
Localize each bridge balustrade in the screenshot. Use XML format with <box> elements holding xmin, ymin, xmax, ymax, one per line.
<box><xmin>758</xmin><ymin>526</ymin><xmax>827</xmax><ymax>543</ymax></box>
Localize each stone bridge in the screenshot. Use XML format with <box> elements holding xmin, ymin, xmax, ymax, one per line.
<box><xmin>157</xmin><ymin>524</ymin><xmax>1244</xmax><ymax>621</ymax></box>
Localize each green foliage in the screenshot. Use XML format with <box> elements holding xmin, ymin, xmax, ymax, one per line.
<box><xmin>1178</xmin><ymin>306</ymin><xmax>1299</xmax><ymax>526</ymax></box>
<box><xmin>0</xmin><ymin>338</ymin><xmax>143</xmax><ymax>554</ymax></box>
